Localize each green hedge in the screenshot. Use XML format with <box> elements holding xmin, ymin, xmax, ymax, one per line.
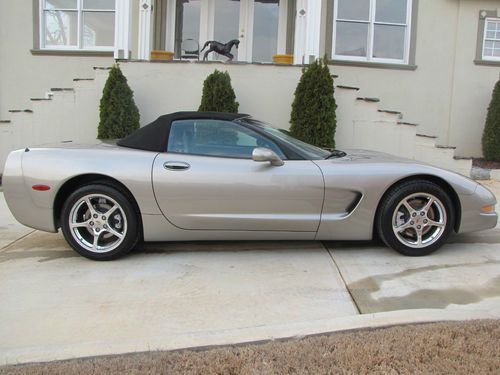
<box><xmin>290</xmin><ymin>58</ymin><xmax>337</xmax><ymax>148</ymax></box>
<box><xmin>482</xmin><ymin>80</ymin><xmax>500</xmax><ymax>161</ymax></box>
<box><xmin>98</xmin><ymin>65</ymin><xmax>140</xmax><ymax>139</ymax></box>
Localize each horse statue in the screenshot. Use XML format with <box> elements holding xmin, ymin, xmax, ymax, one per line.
<box><xmin>201</xmin><ymin>39</ymin><xmax>240</xmax><ymax>61</ymax></box>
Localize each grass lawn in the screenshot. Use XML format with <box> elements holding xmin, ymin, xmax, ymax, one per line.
<box><xmin>1</xmin><ymin>320</ymin><xmax>499</xmax><ymax>374</ymax></box>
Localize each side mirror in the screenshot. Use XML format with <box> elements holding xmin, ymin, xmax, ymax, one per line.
<box><xmin>252</xmin><ymin>147</ymin><xmax>284</xmax><ymax>167</ymax></box>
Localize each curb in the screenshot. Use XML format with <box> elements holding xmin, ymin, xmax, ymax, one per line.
<box><xmin>2</xmin><ymin>308</ymin><xmax>498</xmax><ymax>366</ymax></box>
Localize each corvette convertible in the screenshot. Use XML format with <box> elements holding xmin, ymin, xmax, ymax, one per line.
<box><xmin>2</xmin><ymin>112</ymin><xmax>497</xmax><ymax>260</ymax></box>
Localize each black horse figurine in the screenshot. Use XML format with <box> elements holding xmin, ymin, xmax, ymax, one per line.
<box><xmin>201</xmin><ymin>39</ymin><xmax>240</xmax><ymax>61</ymax></box>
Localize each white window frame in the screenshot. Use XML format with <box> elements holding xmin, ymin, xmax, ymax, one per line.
<box><xmin>39</xmin><ymin>0</ymin><xmax>116</xmax><ymax>51</ymax></box>
<box><xmin>482</xmin><ymin>17</ymin><xmax>500</xmax><ymax>62</ymax></box>
<box><xmin>332</xmin><ymin>0</ymin><xmax>412</xmax><ymax>64</ymax></box>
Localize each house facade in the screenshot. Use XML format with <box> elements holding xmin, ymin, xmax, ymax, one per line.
<box><xmin>1</xmin><ymin>0</ymin><xmax>500</xmax><ymax>172</ymax></box>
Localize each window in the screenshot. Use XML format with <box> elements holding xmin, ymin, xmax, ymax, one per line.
<box><xmin>40</xmin><ymin>0</ymin><xmax>115</xmax><ymax>50</ymax></box>
<box><xmin>332</xmin><ymin>0</ymin><xmax>412</xmax><ymax>64</ymax></box>
<box><xmin>167</xmin><ymin>120</ymin><xmax>285</xmax><ymax>159</ymax></box>
<box><xmin>482</xmin><ymin>18</ymin><xmax>500</xmax><ymax>61</ymax></box>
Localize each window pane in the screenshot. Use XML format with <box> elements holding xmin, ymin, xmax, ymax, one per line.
<box><xmin>484</xmin><ymin>40</ymin><xmax>500</xmax><ymax>58</ymax></box>
<box><xmin>335</xmin><ymin>21</ymin><xmax>368</xmax><ymax>57</ymax></box>
<box><xmin>167</xmin><ymin>120</ymin><xmax>284</xmax><ymax>158</ymax></box>
<box><xmin>83</xmin><ymin>0</ymin><xmax>115</xmax><ymax>10</ymax></box>
<box><xmin>252</xmin><ymin>0</ymin><xmax>279</xmax><ymax>62</ymax></box>
<box><xmin>213</xmin><ymin>0</ymin><xmax>240</xmax><ymax>60</ymax></box>
<box><xmin>487</xmin><ymin>21</ymin><xmax>498</xmax><ymax>32</ymax></box>
<box><xmin>44</xmin><ymin>10</ymin><xmax>78</xmax><ymax>47</ymax></box>
<box><xmin>337</xmin><ymin>0</ymin><xmax>370</xmax><ymax>21</ymax></box>
<box><xmin>375</xmin><ymin>0</ymin><xmax>408</xmax><ymax>24</ymax></box>
<box><xmin>373</xmin><ymin>24</ymin><xmax>406</xmax><ymax>60</ymax></box>
<box><xmin>175</xmin><ymin>0</ymin><xmax>200</xmax><ymax>56</ymax></box>
<box><xmin>44</xmin><ymin>0</ymin><xmax>77</xmax><ymax>10</ymax></box>
<box><xmin>83</xmin><ymin>12</ymin><xmax>115</xmax><ymax>48</ymax></box>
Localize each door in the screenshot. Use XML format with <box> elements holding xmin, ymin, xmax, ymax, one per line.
<box><xmin>167</xmin><ymin>0</ymin><xmax>283</xmax><ymax>62</ymax></box>
<box><xmin>152</xmin><ymin>119</ymin><xmax>324</xmax><ymax>232</ymax></box>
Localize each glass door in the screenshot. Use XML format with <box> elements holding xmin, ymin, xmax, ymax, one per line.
<box><xmin>213</xmin><ymin>0</ymin><xmax>241</xmax><ymax>61</ymax></box>
<box><xmin>170</xmin><ymin>0</ymin><xmax>284</xmax><ymax>62</ymax></box>
<box><xmin>252</xmin><ymin>0</ymin><xmax>279</xmax><ymax>62</ymax></box>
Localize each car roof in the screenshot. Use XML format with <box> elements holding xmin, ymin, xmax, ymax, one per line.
<box><xmin>117</xmin><ymin>111</ymin><xmax>250</xmax><ymax>152</ymax></box>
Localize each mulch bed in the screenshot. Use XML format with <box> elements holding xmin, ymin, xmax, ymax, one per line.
<box><xmin>1</xmin><ymin>320</ymin><xmax>499</xmax><ymax>375</ymax></box>
<box><xmin>473</xmin><ymin>159</ymin><xmax>500</xmax><ymax>170</ymax></box>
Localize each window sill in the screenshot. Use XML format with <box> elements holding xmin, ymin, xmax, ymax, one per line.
<box><xmin>31</xmin><ymin>49</ymin><xmax>114</xmax><ymax>57</ymax></box>
<box><xmin>474</xmin><ymin>59</ymin><xmax>500</xmax><ymax>67</ymax></box>
<box><xmin>327</xmin><ymin>59</ymin><xmax>417</xmax><ymax>71</ymax></box>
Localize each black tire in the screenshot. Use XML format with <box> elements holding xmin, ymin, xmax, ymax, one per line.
<box><xmin>61</xmin><ymin>184</ymin><xmax>140</xmax><ymax>260</ymax></box>
<box><xmin>376</xmin><ymin>180</ymin><xmax>455</xmax><ymax>256</ymax></box>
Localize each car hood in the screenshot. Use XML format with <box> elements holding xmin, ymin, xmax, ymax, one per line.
<box><xmin>336</xmin><ymin>149</ymin><xmax>417</xmax><ymax>164</ymax></box>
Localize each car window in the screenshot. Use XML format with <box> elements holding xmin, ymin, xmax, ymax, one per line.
<box><xmin>167</xmin><ymin>119</ymin><xmax>285</xmax><ymax>159</ymax></box>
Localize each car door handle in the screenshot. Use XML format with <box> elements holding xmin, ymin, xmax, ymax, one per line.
<box><xmin>164</xmin><ymin>161</ymin><xmax>190</xmax><ymax>171</ymax></box>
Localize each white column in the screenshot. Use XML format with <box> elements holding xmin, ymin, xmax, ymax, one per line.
<box><xmin>138</xmin><ymin>0</ymin><xmax>154</xmax><ymax>60</ymax></box>
<box><xmin>165</xmin><ymin>0</ymin><xmax>176</xmax><ymax>52</ymax></box>
<box><xmin>238</xmin><ymin>0</ymin><xmax>254</xmax><ymax>62</ymax></box>
<box><xmin>114</xmin><ymin>0</ymin><xmax>132</xmax><ymax>59</ymax></box>
<box><xmin>276</xmin><ymin>0</ymin><xmax>288</xmax><ymax>54</ymax></box>
<box><xmin>293</xmin><ymin>0</ymin><xmax>322</xmax><ymax>64</ymax></box>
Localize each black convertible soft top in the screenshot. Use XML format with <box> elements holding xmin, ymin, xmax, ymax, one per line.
<box><xmin>117</xmin><ymin>111</ymin><xmax>249</xmax><ymax>152</ymax></box>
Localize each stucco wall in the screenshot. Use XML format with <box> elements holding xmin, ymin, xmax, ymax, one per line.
<box><xmin>0</xmin><ymin>1</ymin><xmax>115</xmax><ymax>119</ymax></box>
<box><xmin>1</xmin><ymin>0</ymin><xmax>499</xmax><ymax>158</ymax></box>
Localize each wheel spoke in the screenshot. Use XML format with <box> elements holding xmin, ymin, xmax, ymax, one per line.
<box><xmin>103</xmin><ymin>204</ymin><xmax>118</xmax><ymax>217</ymax></box>
<box><xmin>104</xmin><ymin>226</ymin><xmax>124</xmax><ymax>239</ymax></box>
<box><xmin>85</xmin><ymin>197</ymin><xmax>97</xmax><ymax>216</ymax></box>
<box><xmin>416</xmin><ymin>230</ymin><xmax>423</xmax><ymax>246</ymax></box>
<box><xmin>395</xmin><ymin>220</ymin><xmax>413</xmax><ymax>233</ymax></box>
<box><xmin>70</xmin><ymin>220</ymin><xmax>90</xmax><ymax>229</ymax></box>
<box><xmin>92</xmin><ymin>232</ymin><xmax>101</xmax><ymax>250</ymax></box>
<box><xmin>427</xmin><ymin>219</ymin><xmax>445</xmax><ymax>228</ymax></box>
<box><xmin>422</xmin><ymin>197</ymin><xmax>434</xmax><ymax>214</ymax></box>
<box><xmin>402</xmin><ymin>199</ymin><xmax>415</xmax><ymax>215</ymax></box>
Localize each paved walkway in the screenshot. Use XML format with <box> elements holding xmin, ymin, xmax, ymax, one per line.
<box><xmin>0</xmin><ymin>184</ymin><xmax>499</xmax><ymax>365</ymax></box>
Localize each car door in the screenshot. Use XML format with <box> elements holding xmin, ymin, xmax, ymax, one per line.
<box><xmin>151</xmin><ymin>118</ymin><xmax>324</xmax><ymax>232</ymax></box>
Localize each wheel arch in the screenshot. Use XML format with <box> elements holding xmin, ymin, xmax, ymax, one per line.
<box><xmin>374</xmin><ymin>174</ymin><xmax>462</xmax><ymax>237</ymax></box>
<box><xmin>53</xmin><ymin>173</ymin><xmax>143</xmax><ymax>236</ymax></box>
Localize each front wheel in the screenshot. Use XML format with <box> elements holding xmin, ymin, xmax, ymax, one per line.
<box><xmin>61</xmin><ymin>184</ymin><xmax>140</xmax><ymax>260</ymax></box>
<box><xmin>376</xmin><ymin>180</ymin><xmax>455</xmax><ymax>256</ymax></box>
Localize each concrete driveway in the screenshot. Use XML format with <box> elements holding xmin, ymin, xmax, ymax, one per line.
<box><xmin>1</xmin><ymin>182</ymin><xmax>499</xmax><ymax>364</ymax></box>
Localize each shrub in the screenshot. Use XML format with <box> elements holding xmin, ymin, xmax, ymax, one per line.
<box><xmin>198</xmin><ymin>70</ymin><xmax>239</xmax><ymax>113</ymax></box>
<box><xmin>97</xmin><ymin>64</ymin><xmax>140</xmax><ymax>139</ymax></box>
<box><xmin>289</xmin><ymin>58</ymin><xmax>337</xmax><ymax>148</ymax></box>
<box><xmin>482</xmin><ymin>80</ymin><xmax>500</xmax><ymax>161</ymax></box>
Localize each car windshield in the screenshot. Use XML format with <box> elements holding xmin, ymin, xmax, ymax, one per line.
<box><xmin>239</xmin><ymin>118</ymin><xmax>334</xmax><ymax>160</ymax></box>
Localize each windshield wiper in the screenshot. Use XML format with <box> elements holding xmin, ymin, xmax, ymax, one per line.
<box><xmin>325</xmin><ymin>150</ymin><xmax>347</xmax><ymax>159</ymax></box>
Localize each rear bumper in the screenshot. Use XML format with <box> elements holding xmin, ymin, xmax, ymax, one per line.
<box><xmin>3</xmin><ymin>150</ymin><xmax>57</xmax><ymax>233</ymax></box>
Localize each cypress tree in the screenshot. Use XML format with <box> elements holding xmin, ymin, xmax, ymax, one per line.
<box><xmin>198</xmin><ymin>70</ymin><xmax>239</xmax><ymax>113</ymax></box>
<box><xmin>482</xmin><ymin>80</ymin><xmax>500</xmax><ymax>161</ymax></box>
<box><xmin>290</xmin><ymin>58</ymin><xmax>337</xmax><ymax>148</ymax></box>
<box><xmin>97</xmin><ymin>64</ymin><xmax>140</xmax><ymax>139</ymax></box>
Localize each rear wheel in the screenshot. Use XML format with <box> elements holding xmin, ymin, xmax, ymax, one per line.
<box><xmin>61</xmin><ymin>184</ymin><xmax>140</xmax><ymax>260</ymax></box>
<box><xmin>376</xmin><ymin>180</ymin><xmax>455</xmax><ymax>256</ymax></box>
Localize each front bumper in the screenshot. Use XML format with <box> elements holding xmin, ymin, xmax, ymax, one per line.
<box><xmin>458</xmin><ymin>183</ymin><xmax>498</xmax><ymax>233</ymax></box>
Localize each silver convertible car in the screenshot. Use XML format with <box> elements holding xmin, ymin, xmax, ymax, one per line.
<box><xmin>3</xmin><ymin>112</ymin><xmax>497</xmax><ymax>260</ymax></box>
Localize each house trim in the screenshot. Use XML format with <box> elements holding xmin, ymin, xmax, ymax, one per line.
<box><xmin>30</xmin><ymin>49</ymin><xmax>114</xmax><ymax>57</ymax></box>
<box><xmin>327</xmin><ymin>59</ymin><xmax>417</xmax><ymax>71</ymax></box>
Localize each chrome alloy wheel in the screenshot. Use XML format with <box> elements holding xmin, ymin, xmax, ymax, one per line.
<box><xmin>68</xmin><ymin>194</ymin><xmax>127</xmax><ymax>253</ymax></box>
<box><xmin>392</xmin><ymin>192</ymin><xmax>447</xmax><ymax>248</ymax></box>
